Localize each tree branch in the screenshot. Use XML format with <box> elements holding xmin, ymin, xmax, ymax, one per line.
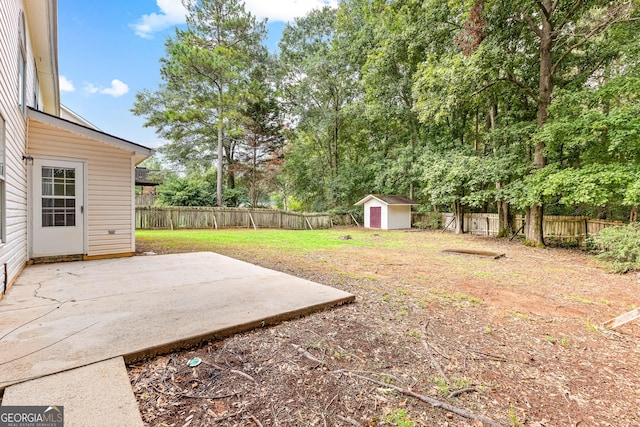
<box><xmin>555</xmin><ymin>0</ymin><xmax>585</xmax><ymax>33</ymax></box>
<box><xmin>521</xmin><ymin>14</ymin><xmax>542</xmax><ymax>38</ymax></box>
<box><xmin>471</xmin><ymin>80</ymin><xmax>499</xmax><ymax>98</ymax></box>
<box><xmin>537</xmin><ymin>1</ymin><xmax>551</xmax><ymax>21</ymax></box>
<box><xmin>551</xmin><ymin>4</ymin><xmax>631</xmax><ymax>75</ymax></box>
<box><xmin>500</xmin><ymin>75</ymin><xmax>538</xmax><ymax>102</ymax></box>
<box><xmin>332</xmin><ymin>370</ymin><xmax>506</xmax><ymax>427</ymax></box>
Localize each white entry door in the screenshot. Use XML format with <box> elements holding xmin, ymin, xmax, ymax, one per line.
<box><xmin>32</xmin><ymin>159</ymin><xmax>85</xmax><ymax>257</ymax></box>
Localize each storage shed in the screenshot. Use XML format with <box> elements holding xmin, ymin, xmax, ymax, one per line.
<box><xmin>354</xmin><ymin>195</ymin><xmax>418</xmax><ymax>230</ymax></box>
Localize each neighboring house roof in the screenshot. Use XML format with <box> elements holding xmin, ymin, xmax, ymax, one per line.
<box><xmin>24</xmin><ymin>0</ymin><xmax>59</xmax><ymax>115</ymax></box>
<box><xmin>354</xmin><ymin>194</ymin><xmax>418</xmax><ymax>206</ymax></box>
<box><xmin>28</xmin><ymin>108</ymin><xmax>153</xmax><ymax>164</ymax></box>
<box><xmin>60</xmin><ymin>104</ymin><xmax>102</xmax><ymax>130</ymax></box>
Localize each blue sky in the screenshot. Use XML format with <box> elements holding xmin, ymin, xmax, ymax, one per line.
<box><xmin>57</xmin><ymin>0</ymin><xmax>337</xmax><ymax>149</ymax></box>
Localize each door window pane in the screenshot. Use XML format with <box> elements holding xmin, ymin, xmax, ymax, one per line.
<box><xmin>41</xmin><ymin>166</ymin><xmax>77</xmax><ymax>227</ymax></box>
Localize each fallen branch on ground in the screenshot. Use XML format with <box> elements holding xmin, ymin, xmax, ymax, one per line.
<box><xmin>335</xmin><ymin>414</ymin><xmax>361</xmax><ymax>426</ymax></box>
<box><xmin>423</xmin><ymin>340</ymin><xmax>449</xmax><ymax>384</ymax></box>
<box><xmin>467</xmin><ymin>349</ymin><xmax>509</xmax><ymax>362</ymax></box>
<box><xmin>247</xmin><ymin>414</ymin><xmax>264</xmax><ymax>427</ymax></box>
<box><xmin>332</xmin><ymin>370</ymin><xmax>505</xmax><ymax>427</ymax></box>
<box><xmin>231</xmin><ymin>369</ymin><xmax>256</xmax><ymax>382</ymax></box>
<box><xmin>448</xmin><ymin>387</ymin><xmax>478</xmax><ymax>399</ymax></box>
<box><xmin>292</xmin><ymin>344</ymin><xmax>324</xmax><ymax>366</ymax></box>
<box><xmin>151</xmin><ymin>383</ymin><xmax>237</xmax><ymax>400</ymax></box>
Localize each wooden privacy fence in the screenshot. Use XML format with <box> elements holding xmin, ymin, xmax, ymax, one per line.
<box><xmin>135</xmin><ymin>194</ymin><xmax>157</xmax><ymax>206</ymax></box>
<box><xmin>136</xmin><ymin>206</ymin><xmax>337</xmax><ymax>230</ymax></box>
<box><xmin>438</xmin><ymin>212</ymin><xmax>623</xmax><ymax>245</ymax></box>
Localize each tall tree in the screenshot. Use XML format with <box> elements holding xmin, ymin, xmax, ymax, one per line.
<box><xmin>486</xmin><ymin>0</ymin><xmax>637</xmax><ymax>245</ymax></box>
<box><xmin>237</xmin><ymin>58</ymin><xmax>285</xmax><ymax>207</ymax></box>
<box><xmin>133</xmin><ymin>0</ymin><xmax>266</xmax><ymax>206</ymax></box>
<box><xmin>414</xmin><ymin>0</ymin><xmax>639</xmax><ymax>244</ymax></box>
<box><xmin>278</xmin><ymin>7</ymin><xmax>361</xmax><ymax>208</ymax></box>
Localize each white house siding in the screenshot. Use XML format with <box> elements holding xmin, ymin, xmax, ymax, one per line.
<box><xmin>28</xmin><ymin>120</ymin><xmax>136</xmax><ymax>257</ymax></box>
<box><xmin>387</xmin><ymin>205</ymin><xmax>412</xmax><ymax>230</ymax></box>
<box><xmin>0</xmin><ymin>0</ymin><xmax>41</xmax><ymax>289</ymax></box>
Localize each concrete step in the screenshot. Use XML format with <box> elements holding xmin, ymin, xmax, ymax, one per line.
<box><xmin>2</xmin><ymin>357</ymin><xmax>143</xmax><ymax>427</ymax></box>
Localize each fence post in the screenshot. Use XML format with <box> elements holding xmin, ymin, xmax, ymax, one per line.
<box><xmin>248</xmin><ymin>211</ymin><xmax>257</xmax><ymax>230</ymax></box>
<box><xmin>583</xmin><ymin>218</ymin><xmax>588</xmax><ymax>248</ymax></box>
<box><xmin>442</xmin><ymin>215</ymin><xmax>455</xmax><ymax>233</ymax></box>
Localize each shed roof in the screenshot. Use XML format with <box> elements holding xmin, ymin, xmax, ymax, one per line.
<box><xmin>354</xmin><ymin>194</ymin><xmax>418</xmax><ymax>206</ymax></box>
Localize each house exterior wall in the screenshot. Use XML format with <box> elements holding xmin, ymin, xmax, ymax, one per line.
<box><xmin>28</xmin><ymin>120</ymin><xmax>136</xmax><ymax>257</ymax></box>
<box><xmin>0</xmin><ymin>0</ymin><xmax>44</xmax><ymax>289</ymax></box>
<box><xmin>387</xmin><ymin>205</ymin><xmax>412</xmax><ymax>230</ymax></box>
<box><xmin>60</xmin><ymin>106</ymin><xmax>98</xmax><ymax>129</ymax></box>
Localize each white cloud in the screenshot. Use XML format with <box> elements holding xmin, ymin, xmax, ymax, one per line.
<box><xmin>83</xmin><ymin>80</ymin><xmax>129</xmax><ymax>97</ymax></box>
<box><xmin>83</xmin><ymin>83</ymin><xmax>99</xmax><ymax>95</ymax></box>
<box><xmin>100</xmin><ymin>79</ymin><xmax>130</xmax><ymax>97</ymax></box>
<box><xmin>59</xmin><ymin>75</ymin><xmax>75</xmax><ymax>92</ymax></box>
<box><xmin>244</xmin><ymin>0</ymin><xmax>338</xmax><ymax>22</ymax></box>
<box><xmin>131</xmin><ymin>0</ymin><xmax>187</xmax><ymax>39</ymax></box>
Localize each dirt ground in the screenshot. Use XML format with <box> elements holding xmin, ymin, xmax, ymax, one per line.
<box><xmin>129</xmin><ymin>229</ymin><xmax>640</xmax><ymax>427</ymax></box>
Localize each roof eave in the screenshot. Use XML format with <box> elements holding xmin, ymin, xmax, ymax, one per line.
<box><xmin>354</xmin><ymin>194</ymin><xmax>419</xmax><ymax>206</ymax></box>
<box><xmin>47</xmin><ymin>0</ymin><xmax>60</xmax><ymax>116</ymax></box>
<box><xmin>354</xmin><ymin>195</ymin><xmax>386</xmax><ymax>206</ymax></box>
<box><xmin>24</xmin><ymin>0</ymin><xmax>60</xmax><ymax>115</ymax></box>
<box><xmin>28</xmin><ymin>108</ymin><xmax>154</xmax><ymax>159</ymax></box>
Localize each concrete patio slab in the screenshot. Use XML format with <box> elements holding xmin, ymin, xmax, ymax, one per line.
<box><xmin>0</xmin><ymin>252</ymin><xmax>354</xmax><ymax>389</ymax></box>
<box><xmin>2</xmin><ymin>357</ymin><xmax>144</xmax><ymax>427</ymax></box>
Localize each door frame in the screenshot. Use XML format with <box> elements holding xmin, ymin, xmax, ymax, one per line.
<box><xmin>29</xmin><ymin>156</ymin><xmax>88</xmax><ymax>258</ymax></box>
<box><xmin>369</xmin><ymin>206</ymin><xmax>382</xmax><ymax>229</ymax></box>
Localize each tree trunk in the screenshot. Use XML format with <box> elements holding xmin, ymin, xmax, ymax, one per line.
<box><xmin>631</xmin><ymin>206</ymin><xmax>638</xmax><ymax>222</ymax></box>
<box><xmin>251</xmin><ymin>143</ymin><xmax>258</xmax><ymax>207</ymax></box>
<box><xmin>216</xmin><ymin>88</ymin><xmax>224</xmax><ymax>207</ymax></box>
<box><xmin>525</xmin><ymin>204</ymin><xmax>544</xmax><ymax>247</ymax></box>
<box><xmin>334</xmin><ymin>112</ymin><xmax>339</xmax><ymax>174</ymax></box>
<box><xmin>454</xmin><ymin>200</ymin><xmax>464</xmax><ymax>234</ymax></box>
<box><xmin>526</xmin><ymin>0</ymin><xmax>554</xmax><ymax>247</ymax></box>
<box><xmin>496</xmin><ymin>197</ymin><xmax>512</xmax><ymax>238</ymax></box>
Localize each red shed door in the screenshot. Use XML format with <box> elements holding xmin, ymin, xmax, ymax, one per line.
<box><xmin>370</xmin><ymin>206</ymin><xmax>381</xmax><ymax>228</ymax></box>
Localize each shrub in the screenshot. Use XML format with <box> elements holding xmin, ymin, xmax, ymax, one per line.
<box><xmin>412</xmin><ymin>212</ymin><xmax>441</xmax><ymax>229</ymax></box>
<box><xmin>590</xmin><ymin>223</ymin><xmax>640</xmax><ymax>273</ymax></box>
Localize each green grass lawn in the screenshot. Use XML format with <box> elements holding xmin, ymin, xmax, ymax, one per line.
<box><xmin>136</xmin><ymin>228</ymin><xmax>392</xmax><ymax>253</ymax></box>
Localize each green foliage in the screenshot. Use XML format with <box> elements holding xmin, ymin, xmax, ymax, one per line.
<box><xmin>138</xmin><ymin>0</ymin><xmax>640</xmax><ymax>227</ymax></box>
<box><xmin>384</xmin><ymin>409</ymin><xmax>415</xmax><ymax>427</ymax></box>
<box><xmin>591</xmin><ymin>223</ymin><xmax>640</xmax><ymax>273</ymax></box>
<box><xmin>133</xmin><ymin>0</ymin><xmax>268</xmax><ymax>206</ymax></box>
<box><xmin>157</xmin><ymin>172</ymin><xmax>217</xmax><ymax>207</ymax></box>
<box><xmin>413</xmin><ymin>215</ymin><xmax>441</xmax><ymax>230</ymax></box>
<box><xmin>222</xmin><ymin>187</ymin><xmax>249</xmax><ymax>207</ymax></box>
